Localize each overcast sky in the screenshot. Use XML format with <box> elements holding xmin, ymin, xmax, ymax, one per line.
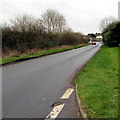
<box><xmin>0</xmin><ymin>0</ymin><xmax>119</xmax><ymax>34</ymax></box>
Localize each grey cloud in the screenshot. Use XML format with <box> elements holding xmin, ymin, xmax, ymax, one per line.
<box><xmin>0</xmin><ymin>0</ymin><xmax>119</xmax><ymax>34</ymax></box>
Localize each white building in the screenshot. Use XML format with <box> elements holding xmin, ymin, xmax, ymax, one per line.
<box><xmin>96</xmin><ymin>35</ymin><xmax>103</xmax><ymax>41</ymax></box>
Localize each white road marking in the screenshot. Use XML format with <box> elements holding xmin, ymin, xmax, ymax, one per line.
<box><xmin>60</xmin><ymin>88</ymin><xmax>74</xmax><ymax>99</ymax></box>
<box><xmin>45</xmin><ymin>103</ymin><xmax>65</xmax><ymax>119</ymax></box>
<box><xmin>45</xmin><ymin>88</ymin><xmax>74</xmax><ymax>119</ymax></box>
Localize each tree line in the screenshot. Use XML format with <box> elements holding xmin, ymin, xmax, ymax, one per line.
<box><xmin>1</xmin><ymin>9</ymin><xmax>88</xmax><ymax>55</ymax></box>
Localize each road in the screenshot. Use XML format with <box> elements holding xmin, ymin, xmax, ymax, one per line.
<box><xmin>2</xmin><ymin>43</ymin><xmax>102</xmax><ymax>118</ymax></box>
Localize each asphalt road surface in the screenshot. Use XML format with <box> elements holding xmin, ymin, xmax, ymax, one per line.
<box><xmin>2</xmin><ymin>43</ymin><xmax>102</xmax><ymax>118</ymax></box>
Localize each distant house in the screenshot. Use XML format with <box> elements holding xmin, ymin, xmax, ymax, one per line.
<box><xmin>96</xmin><ymin>35</ymin><xmax>103</xmax><ymax>41</ymax></box>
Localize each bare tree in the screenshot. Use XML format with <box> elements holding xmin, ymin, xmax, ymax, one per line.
<box><xmin>10</xmin><ymin>14</ymin><xmax>44</xmax><ymax>33</ymax></box>
<box><xmin>99</xmin><ymin>16</ymin><xmax>117</xmax><ymax>32</ymax></box>
<box><xmin>41</xmin><ymin>9</ymin><xmax>66</xmax><ymax>33</ymax></box>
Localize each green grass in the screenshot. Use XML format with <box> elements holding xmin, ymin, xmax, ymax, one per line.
<box><xmin>75</xmin><ymin>47</ymin><xmax>118</xmax><ymax>118</ymax></box>
<box><xmin>0</xmin><ymin>43</ymin><xmax>90</xmax><ymax>64</ymax></box>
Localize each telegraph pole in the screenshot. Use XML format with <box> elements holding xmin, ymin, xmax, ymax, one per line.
<box><xmin>118</xmin><ymin>1</ymin><xmax>120</xmax><ymax>21</ymax></box>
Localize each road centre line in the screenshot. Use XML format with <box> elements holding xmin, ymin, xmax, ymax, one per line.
<box><xmin>45</xmin><ymin>103</ymin><xmax>65</xmax><ymax>119</ymax></box>
<box><xmin>60</xmin><ymin>88</ymin><xmax>74</xmax><ymax>99</ymax></box>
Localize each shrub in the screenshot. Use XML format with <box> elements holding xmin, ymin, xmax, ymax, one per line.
<box><xmin>60</xmin><ymin>31</ymin><xmax>86</xmax><ymax>45</ymax></box>
<box><xmin>104</xmin><ymin>22</ymin><xmax>120</xmax><ymax>47</ymax></box>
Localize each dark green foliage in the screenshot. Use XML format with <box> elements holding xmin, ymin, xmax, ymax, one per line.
<box><xmin>88</xmin><ymin>33</ymin><xmax>96</xmax><ymax>38</ymax></box>
<box><xmin>102</xmin><ymin>22</ymin><xmax>116</xmax><ymax>34</ymax></box>
<box><xmin>103</xmin><ymin>22</ymin><xmax>120</xmax><ymax>47</ymax></box>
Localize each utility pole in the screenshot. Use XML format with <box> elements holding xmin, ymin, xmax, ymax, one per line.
<box><xmin>118</xmin><ymin>1</ymin><xmax>120</xmax><ymax>21</ymax></box>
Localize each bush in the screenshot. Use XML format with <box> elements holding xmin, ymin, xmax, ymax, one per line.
<box><xmin>44</xmin><ymin>33</ymin><xmax>60</xmax><ymax>48</ymax></box>
<box><xmin>104</xmin><ymin>22</ymin><xmax>120</xmax><ymax>47</ymax></box>
<box><xmin>60</xmin><ymin>31</ymin><xmax>86</xmax><ymax>45</ymax></box>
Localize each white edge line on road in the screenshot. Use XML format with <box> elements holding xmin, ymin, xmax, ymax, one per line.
<box><xmin>45</xmin><ymin>103</ymin><xmax>65</xmax><ymax>120</ymax></box>
<box><xmin>60</xmin><ymin>88</ymin><xmax>74</xmax><ymax>99</ymax></box>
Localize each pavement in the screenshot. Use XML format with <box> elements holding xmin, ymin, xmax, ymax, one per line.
<box><xmin>2</xmin><ymin>42</ymin><xmax>102</xmax><ymax>118</ymax></box>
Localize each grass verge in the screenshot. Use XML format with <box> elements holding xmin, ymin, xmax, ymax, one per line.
<box><xmin>0</xmin><ymin>43</ymin><xmax>90</xmax><ymax>65</ymax></box>
<box><xmin>75</xmin><ymin>47</ymin><xmax>118</xmax><ymax>118</ymax></box>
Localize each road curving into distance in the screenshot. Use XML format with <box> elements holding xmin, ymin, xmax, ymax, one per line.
<box><xmin>2</xmin><ymin>42</ymin><xmax>102</xmax><ymax>118</ymax></box>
